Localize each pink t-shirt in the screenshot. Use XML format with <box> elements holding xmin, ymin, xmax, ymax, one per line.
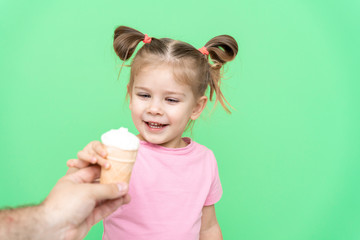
<box><xmin>103</xmin><ymin>137</ymin><xmax>222</xmax><ymax>240</ymax></box>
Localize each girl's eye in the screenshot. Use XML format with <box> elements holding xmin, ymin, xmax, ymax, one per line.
<box><xmin>166</xmin><ymin>98</ymin><xmax>179</xmax><ymax>103</ymax></box>
<box><xmin>137</xmin><ymin>93</ymin><xmax>150</xmax><ymax>98</ymax></box>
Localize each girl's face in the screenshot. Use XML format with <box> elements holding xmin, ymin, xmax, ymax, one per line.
<box><xmin>129</xmin><ymin>64</ymin><xmax>207</xmax><ymax>148</ymax></box>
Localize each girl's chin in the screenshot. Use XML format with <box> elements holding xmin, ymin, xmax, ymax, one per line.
<box><xmin>141</xmin><ymin>135</ymin><xmax>165</xmax><ymax>145</ymax></box>
<box><xmin>144</xmin><ymin>137</ymin><xmax>183</xmax><ymax>148</ymax></box>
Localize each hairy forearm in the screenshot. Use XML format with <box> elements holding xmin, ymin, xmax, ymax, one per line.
<box><xmin>0</xmin><ymin>204</ymin><xmax>54</xmax><ymax>240</ymax></box>
<box><xmin>199</xmin><ymin>223</ymin><xmax>223</xmax><ymax>240</ymax></box>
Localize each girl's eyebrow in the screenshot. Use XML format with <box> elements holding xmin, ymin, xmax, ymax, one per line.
<box><xmin>134</xmin><ymin>86</ymin><xmax>185</xmax><ymax>96</ymax></box>
<box><xmin>134</xmin><ymin>86</ymin><xmax>149</xmax><ymax>91</ymax></box>
<box><xmin>165</xmin><ymin>91</ymin><xmax>186</xmax><ymax>96</ymax></box>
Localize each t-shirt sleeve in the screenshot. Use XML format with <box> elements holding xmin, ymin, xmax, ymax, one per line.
<box><xmin>204</xmin><ymin>151</ymin><xmax>223</xmax><ymax>206</ymax></box>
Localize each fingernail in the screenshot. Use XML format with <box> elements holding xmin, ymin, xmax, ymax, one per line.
<box><xmin>117</xmin><ymin>183</ymin><xmax>128</xmax><ymax>194</ymax></box>
<box><xmin>92</xmin><ymin>157</ymin><xmax>97</xmax><ymax>164</ymax></box>
<box><xmin>105</xmin><ymin>162</ymin><xmax>111</xmax><ymax>169</ymax></box>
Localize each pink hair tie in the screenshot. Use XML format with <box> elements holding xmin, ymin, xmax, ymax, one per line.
<box><xmin>143</xmin><ymin>34</ymin><xmax>152</xmax><ymax>44</ymax></box>
<box><xmin>198</xmin><ymin>46</ymin><xmax>209</xmax><ymax>55</ymax></box>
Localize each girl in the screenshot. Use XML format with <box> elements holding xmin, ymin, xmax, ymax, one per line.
<box><xmin>67</xmin><ymin>26</ymin><xmax>238</xmax><ymax>240</ymax></box>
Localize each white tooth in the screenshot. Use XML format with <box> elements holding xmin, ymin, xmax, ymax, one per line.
<box><xmin>149</xmin><ymin>122</ymin><xmax>162</xmax><ymax>126</ymax></box>
<box><xmin>148</xmin><ymin>122</ymin><xmax>164</xmax><ymax>128</ymax></box>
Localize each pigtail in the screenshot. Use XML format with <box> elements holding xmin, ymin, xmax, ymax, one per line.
<box><xmin>113</xmin><ymin>26</ymin><xmax>147</xmax><ymax>61</ymax></box>
<box><xmin>204</xmin><ymin>35</ymin><xmax>238</xmax><ymax>113</ymax></box>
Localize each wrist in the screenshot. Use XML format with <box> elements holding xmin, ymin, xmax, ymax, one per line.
<box><xmin>40</xmin><ymin>199</ymin><xmax>67</xmax><ymax>240</ymax></box>
<box><xmin>0</xmin><ymin>204</ymin><xmax>49</xmax><ymax>240</ymax></box>
<box><xmin>30</xmin><ymin>204</ymin><xmax>50</xmax><ymax>239</ymax></box>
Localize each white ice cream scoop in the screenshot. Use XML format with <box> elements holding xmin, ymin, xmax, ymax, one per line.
<box><xmin>101</xmin><ymin>127</ymin><xmax>139</xmax><ymax>150</ymax></box>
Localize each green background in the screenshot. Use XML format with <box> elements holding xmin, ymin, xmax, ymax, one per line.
<box><xmin>1</xmin><ymin>0</ymin><xmax>359</xmax><ymax>239</ymax></box>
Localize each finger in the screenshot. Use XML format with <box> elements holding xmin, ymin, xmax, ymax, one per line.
<box><xmin>92</xmin><ymin>141</ymin><xmax>108</xmax><ymax>158</ymax></box>
<box><xmin>122</xmin><ymin>193</ymin><xmax>131</xmax><ymax>205</ymax></box>
<box><xmin>67</xmin><ymin>159</ymin><xmax>91</xmax><ymax>169</ymax></box>
<box><xmin>88</xmin><ymin>197</ymin><xmax>127</xmax><ymax>225</ymax></box>
<box><xmin>77</xmin><ymin>151</ymin><xmax>97</xmax><ymax>164</ymax></box>
<box><xmin>91</xmin><ymin>142</ymin><xmax>111</xmax><ymax>169</ymax></box>
<box><xmin>93</xmin><ymin>156</ymin><xmax>111</xmax><ymax>169</ymax></box>
<box><xmin>78</xmin><ymin>149</ymin><xmax>110</xmax><ymax>169</ymax></box>
<box><xmin>66</xmin><ymin>159</ymin><xmax>74</xmax><ymax>167</ymax></box>
<box><xmin>89</xmin><ymin>182</ymin><xmax>128</xmax><ymax>202</ymax></box>
<box><xmin>64</xmin><ymin>166</ymin><xmax>101</xmax><ymax>184</ymax></box>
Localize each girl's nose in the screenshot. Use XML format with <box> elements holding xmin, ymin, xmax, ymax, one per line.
<box><xmin>147</xmin><ymin>99</ymin><xmax>164</xmax><ymax>116</ymax></box>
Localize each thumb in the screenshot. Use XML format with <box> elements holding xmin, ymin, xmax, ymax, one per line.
<box><xmin>88</xmin><ymin>182</ymin><xmax>128</xmax><ymax>202</ymax></box>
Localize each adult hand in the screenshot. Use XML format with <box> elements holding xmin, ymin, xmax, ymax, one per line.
<box><xmin>42</xmin><ymin>165</ymin><xmax>130</xmax><ymax>240</ymax></box>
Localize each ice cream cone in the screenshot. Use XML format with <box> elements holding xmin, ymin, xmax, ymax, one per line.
<box><xmin>100</xmin><ymin>146</ymin><xmax>138</xmax><ymax>184</ymax></box>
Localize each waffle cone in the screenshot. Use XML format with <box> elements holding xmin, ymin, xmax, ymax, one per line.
<box><xmin>100</xmin><ymin>146</ymin><xmax>138</xmax><ymax>184</ymax></box>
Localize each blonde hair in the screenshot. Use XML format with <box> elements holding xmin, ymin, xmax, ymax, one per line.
<box><xmin>113</xmin><ymin>26</ymin><xmax>238</xmax><ymax>113</ymax></box>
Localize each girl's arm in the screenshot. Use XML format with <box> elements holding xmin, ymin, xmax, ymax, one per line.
<box><xmin>199</xmin><ymin>205</ymin><xmax>223</xmax><ymax>240</ymax></box>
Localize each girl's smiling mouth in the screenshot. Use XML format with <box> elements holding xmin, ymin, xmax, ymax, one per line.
<box><xmin>144</xmin><ymin>121</ymin><xmax>169</xmax><ymax>129</ymax></box>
